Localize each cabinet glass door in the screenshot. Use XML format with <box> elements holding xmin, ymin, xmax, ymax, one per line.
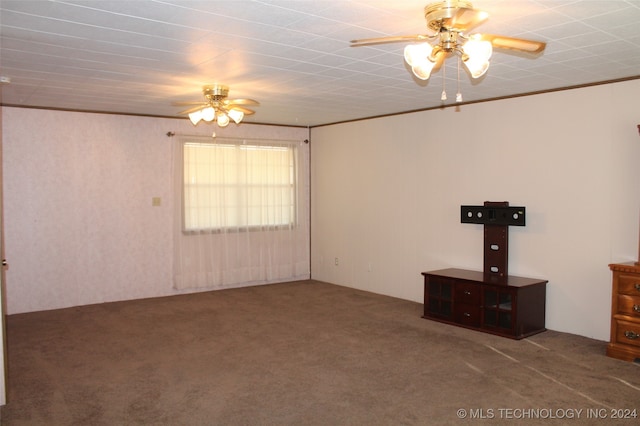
<box><xmin>483</xmin><ymin>288</ymin><xmax>513</xmax><ymax>330</ymax></box>
<box><xmin>428</xmin><ymin>279</ymin><xmax>452</xmax><ymax>318</ymax></box>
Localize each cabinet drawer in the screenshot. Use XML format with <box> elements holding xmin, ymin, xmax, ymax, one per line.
<box><xmin>455</xmin><ymin>303</ymin><xmax>481</xmax><ymax>326</ymax></box>
<box><xmin>617</xmin><ymin>295</ymin><xmax>640</xmax><ymax>317</ymax></box>
<box><xmin>455</xmin><ymin>283</ymin><xmax>481</xmax><ymax>304</ymax></box>
<box><xmin>618</xmin><ymin>274</ymin><xmax>640</xmax><ymax>296</ymax></box>
<box><xmin>614</xmin><ymin>319</ymin><xmax>640</xmax><ymax>348</ymax></box>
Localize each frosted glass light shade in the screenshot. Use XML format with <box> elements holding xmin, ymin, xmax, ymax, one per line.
<box><xmin>404</xmin><ymin>43</ymin><xmax>433</xmax><ymax>66</ymax></box>
<box><xmin>463</xmin><ymin>39</ymin><xmax>492</xmax><ymax>78</ymax></box>
<box><xmin>464</xmin><ymin>60</ymin><xmax>489</xmax><ymax>78</ymax></box>
<box><xmin>404</xmin><ymin>43</ymin><xmax>437</xmax><ymax>80</ymax></box>
<box><xmin>188</xmin><ymin>110</ymin><xmax>202</xmax><ymax>125</ymax></box>
<box><xmin>463</xmin><ymin>39</ymin><xmax>492</xmax><ymax>60</ymax></box>
<box><xmin>228</xmin><ymin>109</ymin><xmax>244</xmax><ymax>124</ymax></box>
<box><xmin>464</xmin><ymin>58</ymin><xmax>490</xmax><ymax>78</ymax></box>
<box><xmin>201</xmin><ymin>107</ymin><xmax>216</xmax><ymax>122</ymax></box>
<box><xmin>217</xmin><ymin>113</ymin><xmax>230</xmax><ymax>127</ymax></box>
<box><xmin>412</xmin><ymin>62</ymin><xmax>437</xmax><ymax>80</ymax></box>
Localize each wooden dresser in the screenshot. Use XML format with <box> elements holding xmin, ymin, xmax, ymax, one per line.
<box><xmin>422</xmin><ymin>268</ymin><xmax>547</xmax><ymax>339</ymax></box>
<box><xmin>607</xmin><ymin>262</ymin><xmax>640</xmax><ymax>362</ymax></box>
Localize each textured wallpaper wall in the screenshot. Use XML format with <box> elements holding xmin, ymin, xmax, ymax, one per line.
<box><xmin>2</xmin><ymin>107</ymin><xmax>308</xmax><ymax>314</ymax></box>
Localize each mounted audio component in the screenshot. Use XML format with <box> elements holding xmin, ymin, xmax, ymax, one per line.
<box><xmin>461</xmin><ymin>205</ymin><xmax>525</xmax><ymax>226</ymax></box>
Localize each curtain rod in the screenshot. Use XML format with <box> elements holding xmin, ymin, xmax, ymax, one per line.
<box><xmin>165</xmin><ymin>132</ymin><xmax>307</xmax><ymax>144</ymax></box>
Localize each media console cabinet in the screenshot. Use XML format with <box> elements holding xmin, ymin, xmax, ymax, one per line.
<box><xmin>422</xmin><ymin>268</ymin><xmax>547</xmax><ymax>339</ymax></box>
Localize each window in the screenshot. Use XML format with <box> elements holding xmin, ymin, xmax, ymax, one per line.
<box><xmin>182</xmin><ymin>139</ymin><xmax>297</xmax><ymax>231</ymax></box>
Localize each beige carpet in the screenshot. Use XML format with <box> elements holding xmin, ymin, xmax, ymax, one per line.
<box><xmin>1</xmin><ymin>280</ymin><xmax>639</xmax><ymax>425</ymax></box>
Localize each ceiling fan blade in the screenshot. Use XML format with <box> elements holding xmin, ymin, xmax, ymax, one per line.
<box><xmin>178</xmin><ymin>105</ymin><xmax>208</xmax><ymax>115</ymax></box>
<box><xmin>173</xmin><ymin>101</ymin><xmax>207</xmax><ymax>106</ymax></box>
<box><xmin>225</xmin><ymin>98</ymin><xmax>260</xmax><ymax>106</ymax></box>
<box><xmin>479</xmin><ymin>34</ymin><xmax>546</xmax><ymax>54</ymax></box>
<box><xmin>229</xmin><ymin>106</ymin><xmax>255</xmax><ymax>115</ymax></box>
<box><xmin>350</xmin><ymin>34</ymin><xmax>430</xmax><ymax>47</ymax></box>
<box><xmin>445</xmin><ymin>7</ymin><xmax>489</xmax><ymax>32</ymax></box>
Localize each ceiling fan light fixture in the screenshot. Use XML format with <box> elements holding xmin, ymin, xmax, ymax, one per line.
<box><xmin>201</xmin><ymin>106</ymin><xmax>216</xmax><ymax>122</ymax></box>
<box><xmin>463</xmin><ymin>38</ymin><xmax>492</xmax><ymax>60</ymax></box>
<box><xmin>404</xmin><ymin>43</ymin><xmax>433</xmax><ymax>66</ymax></box>
<box><xmin>405</xmin><ymin>43</ymin><xmax>438</xmax><ymax>80</ymax></box>
<box><xmin>177</xmin><ymin>84</ymin><xmax>258</xmax><ymax>126</ymax></box>
<box><xmin>351</xmin><ymin>1</ymin><xmax>546</xmax><ymax>100</ymax></box>
<box><xmin>188</xmin><ymin>110</ymin><xmax>203</xmax><ymax>125</ymax></box>
<box><xmin>464</xmin><ymin>58</ymin><xmax>490</xmax><ymax>78</ymax></box>
<box><xmin>462</xmin><ymin>38</ymin><xmax>492</xmax><ymax>78</ymax></box>
<box><xmin>228</xmin><ymin>109</ymin><xmax>244</xmax><ymax>124</ymax></box>
<box><xmin>462</xmin><ymin>54</ymin><xmax>490</xmax><ymax>78</ymax></box>
<box><xmin>217</xmin><ymin>112</ymin><xmax>230</xmax><ymax>127</ymax></box>
<box><xmin>412</xmin><ymin>62</ymin><xmax>437</xmax><ymax>80</ymax></box>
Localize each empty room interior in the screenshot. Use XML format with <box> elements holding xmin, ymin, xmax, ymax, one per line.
<box><xmin>0</xmin><ymin>0</ymin><xmax>640</xmax><ymax>424</ymax></box>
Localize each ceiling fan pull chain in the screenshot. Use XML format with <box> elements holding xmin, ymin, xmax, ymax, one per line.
<box><xmin>456</xmin><ymin>56</ymin><xmax>463</xmax><ymax>103</ymax></box>
<box><xmin>441</xmin><ymin>61</ymin><xmax>447</xmax><ymax>101</ymax></box>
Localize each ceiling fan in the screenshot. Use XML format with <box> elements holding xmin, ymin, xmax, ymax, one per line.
<box><xmin>351</xmin><ymin>0</ymin><xmax>546</xmax><ymax>88</ymax></box>
<box><xmin>174</xmin><ymin>84</ymin><xmax>259</xmax><ymax>127</ymax></box>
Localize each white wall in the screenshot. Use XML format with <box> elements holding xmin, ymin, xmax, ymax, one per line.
<box><xmin>310</xmin><ymin>79</ymin><xmax>640</xmax><ymax>341</ymax></box>
<box><xmin>1</xmin><ymin>107</ymin><xmax>308</xmax><ymax>314</ymax></box>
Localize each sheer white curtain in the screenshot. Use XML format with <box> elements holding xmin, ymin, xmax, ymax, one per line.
<box><xmin>173</xmin><ymin>136</ymin><xmax>310</xmax><ymax>290</ymax></box>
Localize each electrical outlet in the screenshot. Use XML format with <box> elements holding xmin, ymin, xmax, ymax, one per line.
<box><xmin>335</xmin><ymin>257</ymin><xmax>339</xmax><ymax>266</ymax></box>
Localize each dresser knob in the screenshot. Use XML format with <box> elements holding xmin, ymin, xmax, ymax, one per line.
<box><xmin>635</xmin><ymin>283</ymin><xmax>640</xmax><ymax>291</ymax></box>
<box><xmin>634</xmin><ymin>305</ymin><xmax>640</xmax><ymax>314</ymax></box>
<box><xmin>624</xmin><ymin>331</ymin><xmax>640</xmax><ymax>340</ymax></box>
<box><xmin>464</xmin><ymin>290</ymin><xmax>472</xmax><ymax>295</ymax></box>
<box><xmin>463</xmin><ymin>312</ymin><xmax>471</xmax><ymax>317</ymax></box>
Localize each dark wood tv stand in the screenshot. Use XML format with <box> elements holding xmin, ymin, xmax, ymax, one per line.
<box><xmin>421</xmin><ymin>268</ymin><xmax>547</xmax><ymax>339</ymax></box>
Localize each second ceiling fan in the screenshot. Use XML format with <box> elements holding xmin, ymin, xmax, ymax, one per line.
<box><xmin>175</xmin><ymin>84</ymin><xmax>259</xmax><ymax>127</ymax></box>
<box><xmin>351</xmin><ymin>0</ymin><xmax>546</xmax><ymax>83</ymax></box>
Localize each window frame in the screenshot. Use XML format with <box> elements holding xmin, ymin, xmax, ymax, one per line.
<box><xmin>180</xmin><ymin>137</ymin><xmax>299</xmax><ymax>234</ymax></box>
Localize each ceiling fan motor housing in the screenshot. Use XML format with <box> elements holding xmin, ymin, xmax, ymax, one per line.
<box><xmin>203</xmin><ymin>84</ymin><xmax>229</xmax><ymax>102</ymax></box>
<box><xmin>425</xmin><ymin>0</ymin><xmax>473</xmax><ymax>31</ymax></box>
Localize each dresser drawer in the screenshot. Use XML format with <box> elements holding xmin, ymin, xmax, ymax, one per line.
<box><xmin>617</xmin><ymin>295</ymin><xmax>640</xmax><ymax>317</ymax></box>
<box><xmin>618</xmin><ymin>274</ymin><xmax>640</xmax><ymax>296</ymax></box>
<box><xmin>614</xmin><ymin>319</ymin><xmax>640</xmax><ymax>348</ymax></box>
<box><xmin>455</xmin><ymin>282</ymin><xmax>481</xmax><ymax>304</ymax></box>
<box><xmin>454</xmin><ymin>303</ymin><xmax>481</xmax><ymax>326</ymax></box>
<box><xmin>608</xmin><ymin>264</ymin><xmax>640</xmax><ymax>362</ymax></box>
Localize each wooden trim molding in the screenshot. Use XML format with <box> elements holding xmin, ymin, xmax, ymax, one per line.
<box><xmin>609</xmin><ymin>262</ymin><xmax>640</xmax><ymax>274</ymax></box>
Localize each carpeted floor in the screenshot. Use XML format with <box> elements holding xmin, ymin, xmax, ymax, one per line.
<box><xmin>1</xmin><ymin>280</ymin><xmax>638</xmax><ymax>425</ymax></box>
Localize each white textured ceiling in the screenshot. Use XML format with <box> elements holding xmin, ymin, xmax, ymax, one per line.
<box><xmin>1</xmin><ymin>0</ymin><xmax>639</xmax><ymax>127</ymax></box>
